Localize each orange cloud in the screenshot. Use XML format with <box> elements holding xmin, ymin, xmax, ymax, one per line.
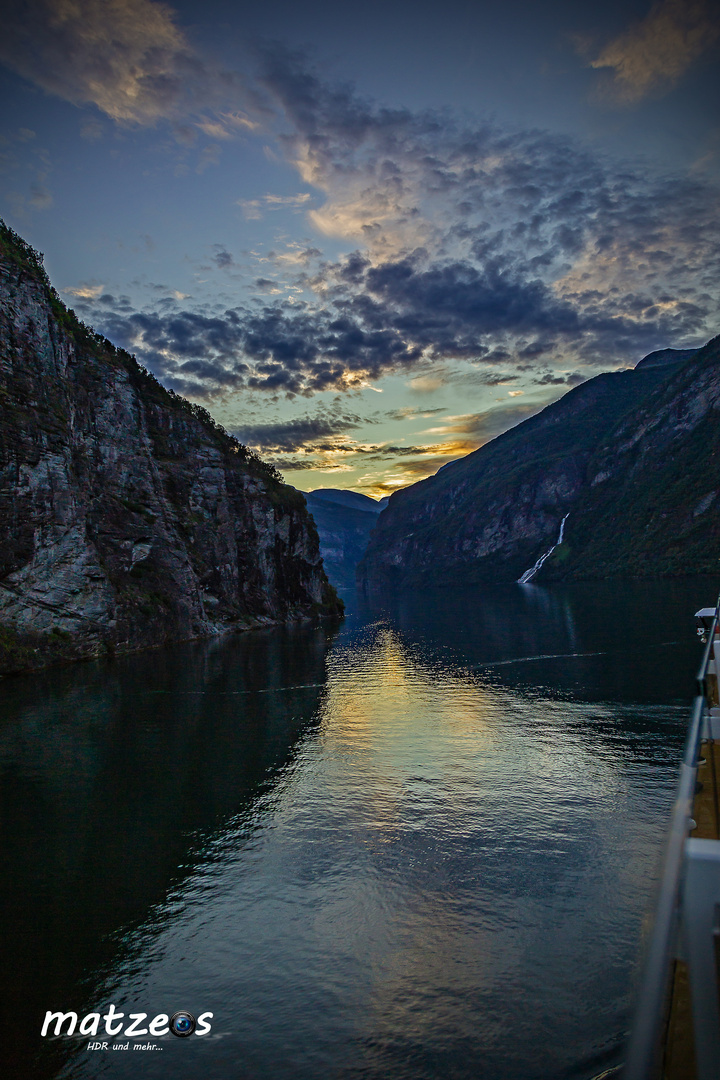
<box><xmin>590</xmin><ymin>0</ymin><xmax>720</xmax><ymax>103</ymax></box>
<box><xmin>0</xmin><ymin>0</ymin><xmax>252</xmax><ymax>130</ymax></box>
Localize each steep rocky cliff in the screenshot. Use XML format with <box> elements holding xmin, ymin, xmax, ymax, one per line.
<box><xmin>359</xmin><ymin>339</ymin><xmax>719</xmax><ymax>590</ymax></box>
<box><xmin>0</xmin><ymin>224</ymin><xmax>341</xmax><ymax>672</ymax></box>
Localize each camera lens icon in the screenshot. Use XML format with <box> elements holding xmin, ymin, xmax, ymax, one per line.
<box><xmin>169</xmin><ymin>1011</ymin><xmax>196</xmax><ymax>1038</ymax></box>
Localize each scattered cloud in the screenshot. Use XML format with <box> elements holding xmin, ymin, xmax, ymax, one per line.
<box><xmin>196</xmin><ymin>143</ymin><xmax>222</xmax><ymax>172</ymax></box>
<box><xmin>590</xmin><ymin>0</ymin><xmax>720</xmax><ymax>103</ymax></box>
<box><xmin>64</xmin><ymin>283</ymin><xmax>105</xmax><ymax>300</ymax></box>
<box><xmin>268</xmin><ymin>244</ymin><xmax>322</xmax><ymax>268</ymax></box>
<box><xmin>265</xmin><ymin>193</ymin><xmax>311</xmax><ymax>207</ymax></box>
<box><xmin>227</xmin><ymin>408</ymin><xmax>488</xmax><ymax>493</ymax></box>
<box><xmin>80</xmin><ymin>118</ymin><xmax>104</xmax><ymax>141</ymax></box>
<box><xmin>28</xmin><ymin>182</ymin><xmax>53</xmax><ymax>209</ymax></box>
<box><xmin>211</xmin><ymin>246</ymin><xmax>235</xmax><ymax>270</ymax></box>
<box><xmin>253</xmin><ymin>46</ymin><xmax>719</xmax><ymax>365</ymax></box>
<box><xmin>45</xmin><ymin>40</ymin><xmax>720</xmax><ymax>402</ymax></box>
<box><xmin>425</xmin><ymin>403</ymin><xmax>546</xmax><ymax>442</ymax></box>
<box><xmin>196</xmin><ymin>112</ymin><xmax>258</xmax><ymax>139</ymax></box>
<box><xmin>239</xmin><ymin>192</ymin><xmax>312</xmax><ymax>219</ymax></box>
<box><xmin>409</xmin><ymin>375</ymin><xmax>444</xmax><ymax>394</ymax></box>
<box><xmin>0</xmin><ymin>0</ymin><xmax>255</xmax><ymax>130</ymax></box>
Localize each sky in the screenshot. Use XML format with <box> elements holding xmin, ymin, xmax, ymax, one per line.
<box><xmin>1</xmin><ymin>0</ymin><xmax>719</xmax><ymax>497</ymax></box>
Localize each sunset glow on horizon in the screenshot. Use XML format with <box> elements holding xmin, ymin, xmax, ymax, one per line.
<box><xmin>1</xmin><ymin>0</ymin><xmax>718</xmax><ymax>496</ymax></box>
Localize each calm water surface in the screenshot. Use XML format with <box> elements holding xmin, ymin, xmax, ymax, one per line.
<box><xmin>1</xmin><ymin>578</ymin><xmax>715</xmax><ymax>1080</ymax></box>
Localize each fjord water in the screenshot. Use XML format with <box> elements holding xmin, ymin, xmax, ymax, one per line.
<box><xmin>1</xmin><ymin>578</ymin><xmax>715</xmax><ymax>1080</ymax></box>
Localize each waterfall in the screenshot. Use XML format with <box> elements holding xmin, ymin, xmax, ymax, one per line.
<box><xmin>518</xmin><ymin>514</ymin><xmax>569</xmax><ymax>584</ymax></box>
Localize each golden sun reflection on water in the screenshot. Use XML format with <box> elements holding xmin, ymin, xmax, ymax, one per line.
<box><xmin>271</xmin><ymin>622</ymin><xmax>670</xmax><ymax>1068</ymax></box>
<box><xmin>318</xmin><ymin>624</ymin><xmax>627</xmax><ymax>826</ymax></box>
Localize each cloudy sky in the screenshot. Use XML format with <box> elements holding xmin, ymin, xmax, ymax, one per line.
<box><xmin>1</xmin><ymin>0</ymin><xmax>719</xmax><ymax>496</ymax></box>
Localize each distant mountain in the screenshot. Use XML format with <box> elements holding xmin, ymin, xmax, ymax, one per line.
<box><xmin>0</xmin><ymin>223</ymin><xmax>342</xmax><ymax>672</ymax></box>
<box><xmin>305</xmin><ymin>491</ymin><xmax>385</xmax><ymax>591</ymax></box>
<box><xmin>309</xmin><ymin>489</ymin><xmax>388</xmax><ymax>512</ymax></box>
<box><xmin>359</xmin><ymin>338</ymin><xmax>719</xmax><ymax>590</ymax></box>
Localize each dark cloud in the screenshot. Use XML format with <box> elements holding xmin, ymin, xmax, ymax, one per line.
<box><xmin>532</xmin><ymin>370</ymin><xmax>586</xmax><ymax>386</ymax></box>
<box><xmin>480</xmin><ymin>372</ymin><xmax>520</xmax><ymax>385</ymax></box>
<box><xmin>90</xmin><ymin>295</ymin><xmax>426</xmax><ymax>396</ymax></box>
<box><xmin>385</xmin><ymin>406</ymin><xmax>447</xmax><ymax>419</ymax></box>
<box><xmin>266</xmin><ymin>457</ymin><xmax>311</xmax><ymax>472</ymax></box>
<box><xmin>92</xmin><ymin>306</ymin><xmax>248</xmax><ymax>395</ymax></box>
<box><xmin>232</xmin><ymin>412</ymin><xmax>363</xmax><ymax>452</ymax></box>
<box><xmin>336</xmin><ymin>255</ymin><xmax>582</xmax><ymax>354</ymax></box>
<box><xmin>212</xmin><ymin>246</ymin><xmax>234</xmax><ymax>269</ymax></box>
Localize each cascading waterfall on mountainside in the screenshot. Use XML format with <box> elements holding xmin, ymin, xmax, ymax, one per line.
<box><xmin>518</xmin><ymin>514</ymin><xmax>569</xmax><ymax>584</ymax></box>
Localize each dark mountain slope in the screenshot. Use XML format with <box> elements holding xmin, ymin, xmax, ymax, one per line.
<box><xmin>0</xmin><ymin>224</ymin><xmax>341</xmax><ymax>671</ymax></box>
<box><xmin>542</xmin><ymin>335</ymin><xmax>720</xmax><ymax>581</ymax></box>
<box><xmin>635</xmin><ymin>347</ymin><xmax>697</xmax><ymax>370</ymax></box>
<box><xmin>359</xmin><ymin>341</ymin><xmax>715</xmax><ymax>589</ymax></box>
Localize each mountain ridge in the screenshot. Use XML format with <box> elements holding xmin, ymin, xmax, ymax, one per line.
<box><xmin>359</xmin><ymin>338</ymin><xmax>718</xmax><ymax>589</ymax></box>
<box><xmin>308</xmin><ymin>488</ymin><xmax>388</xmax><ymax>513</ymax></box>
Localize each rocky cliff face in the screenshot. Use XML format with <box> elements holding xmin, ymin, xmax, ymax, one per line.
<box><xmin>0</xmin><ymin>225</ymin><xmax>341</xmax><ymax>672</ymax></box>
<box><xmin>359</xmin><ymin>340</ymin><xmax>720</xmax><ymax>590</ymax></box>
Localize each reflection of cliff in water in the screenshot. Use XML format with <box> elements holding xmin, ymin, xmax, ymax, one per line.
<box><xmin>350</xmin><ymin>576</ymin><xmax>718</xmax><ymax>706</ymax></box>
<box><xmin>0</xmin><ymin>621</ymin><xmax>337</xmax><ymax>1080</ymax></box>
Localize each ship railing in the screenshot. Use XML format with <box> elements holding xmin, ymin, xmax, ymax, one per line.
<box><xmin>624</xmin><ymin>599</ymin><xmax>720</xmax><ymax>1080</ymax></box>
